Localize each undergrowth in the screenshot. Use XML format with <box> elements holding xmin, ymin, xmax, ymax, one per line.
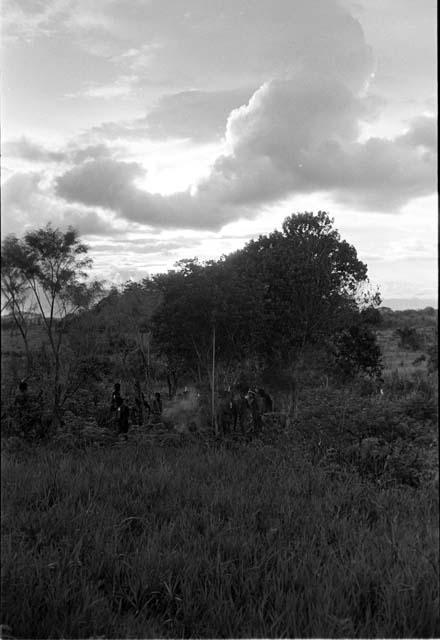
<box><xmin>2</xmin><ymin>439</ymin><xmax>439</xmax><ymax>639</ymax></box>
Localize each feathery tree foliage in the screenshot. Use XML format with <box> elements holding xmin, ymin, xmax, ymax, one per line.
<box><xmin>1</xmin><ymin>224</ymin><xmax>103</xmax><ymax>423</ymax></box>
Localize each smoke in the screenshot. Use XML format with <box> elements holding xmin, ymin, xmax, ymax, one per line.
<box><xmin>162</xmin><ymin>387</ymin><xmax>203</xmax><ymax>431</ymax></box>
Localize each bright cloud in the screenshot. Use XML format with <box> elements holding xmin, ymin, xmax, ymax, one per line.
<box><xmin>1</xmin><ymin>0</ymin><xmax>437</xmax><ymax>304</ymax></box>
<box><xmin>54</xmin><ymin>80</ymin><xmax>436</xmax><ymax>229</ymax></box>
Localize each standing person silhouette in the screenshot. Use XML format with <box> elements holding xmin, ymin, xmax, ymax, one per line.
<box><xmin>115</xmin><ymin>396</ymin><xmax>130</xmax><ymax>439</ymax></box>
<box><xmin>110</xmin><ymin>383</ymin><xmax>122</xmax><ymax>412</ymax></box>
<box><xmin>134</xmin><ymin>380</ymin><xmax>151</xmax><ymax>425</ymax></box>
<box><xmin>151</xmin><ymin>392</ymin><xmax>162</xmax><ymax>424</ymax></box>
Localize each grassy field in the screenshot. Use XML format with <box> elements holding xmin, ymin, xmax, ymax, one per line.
<box><xmin>1</xmin><ymin>315</ymin><xmax>438</xmax><ymax>638</ymax></box>
<box><xmin>2</xmin><ymin>439</ymin><xmax>439</xmax><ymax>639</ymax></box>
<box><xmin>375</xmin><ymin>328</ymin><xmax>430</xmax><ymax>374</ymax></box>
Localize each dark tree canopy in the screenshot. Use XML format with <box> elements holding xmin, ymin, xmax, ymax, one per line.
<box><xmin>236</xmin><ymin>211</ymin><xmax>369</xmax><ymax>366</ymax></box>
<box><xmin>152</xmin><ymin>212</ymin><xmax>378</xmax><ymax>390</ymax></box>
<box><xmin>152</xmin><ymin>258</ymin><xmax>259</xmax><ymax>383</ymax></box>
<box><xmin>331</xmin><ymin>324</ymin><xmax>383</xmax><ymax>380</ymax></box>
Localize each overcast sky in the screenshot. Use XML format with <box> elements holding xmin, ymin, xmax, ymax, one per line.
<box><xmin>1</xmin><ymin>0</ymin><xmax>437</xmax><ymax>308</ymax></box>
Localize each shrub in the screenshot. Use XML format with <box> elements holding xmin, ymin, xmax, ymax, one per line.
<box><xmin>427</xmin><ymin>331</ymin><xmax>438</xmax><ymax>371</ymax></box>
<box><xmin>384</xmin><ymin>369</ymin><xmax>437</xmax><ymax>398</ymax></box>
<box><xmin>395</xmin><ymin>326</ymin><xmax>423</xmax><ymax>351</ymax></box>
<box><xmin>1</xmin><ymin>395</ymin><xmax>52</xmax><ymax>442</ymax></box>
<box><xmin>54</xmin><ymin>411</ymin><xmax>115</xmax><ymax>450</ymax></box>
<box><xmin>403</xmin><ymin>390</ymin><xmax>438</xmax><ymax>422</ymax></box>
<box><xmin>294</xmin><ymin>381</ymin><xmax>437</xmax><ymax>487</ymax></box>
<box><xmin>331</xmin><ymin>325</ymin><xmax>383</xmax><ymax>380</ymax></box>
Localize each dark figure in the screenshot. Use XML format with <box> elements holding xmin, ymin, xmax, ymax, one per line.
<box><xmin>231</xmin><ymin>385</ymin><xmax>249</xmax><ymax>434</ymax></box>
<box><xmin>115</xmin><ymin>396</ymin><xmax>130</xmax><ymax>438</ymax></box>
<box><xmin>257</xmin><ymin>388</ymin><xmax>273</xmax><ymax>413</ymax></box>
<box><xmin>217</xmin><ymin>389</ymin><xmax>234</xmax><ymax>435</ymax></box>
<box><xmin>134</xmin><ymin>381</ymin><xmax>151</xmax><ymax>425</ymax></box>
<box><xmin>110</xmin><ymin>383</ymin><xmax>122</xmax><ymax>412</ymax></box>
<box><xmin>14</xmin><ymin>380</ymin><xmax>29</xmax><ymax>407</ymax></box>
<box><xmin>246</xmin><ymin>389</ymin><xmax>264</xmax><ymax>435</ymax></box>
<box><xmin>142</xmin><ymin>392</ymin><xmax>151</xmax><ymax>422</ymax></box>
<box><xmin>13</xmin><ymin>381</ymin><xmax>30</xmax><ymax>431</ymax></box>
<box><xmin>166</xmin><ymin>370</ymin><xmax>177</xmax><ymax>399</ymax></box>
<box><xmin>151</xmin><ymin>392</ymin><xmax>162</xmax><ymax>423</ymax></box>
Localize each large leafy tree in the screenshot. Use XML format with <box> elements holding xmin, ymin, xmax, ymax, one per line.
<box><xmin>152</xmin><ymin>256</ymin><xmax>263</xmax><ymax>390</ymax></box>
<box><xmin>152</xmin><ymin>212</ymin><xmax>378</xmax><ymax>416</ymax></box>
<box><xmin>1</xmin><ymin>224</ymin><xmax>103</xmax><ymax>423</ymax></box>
<box><xmin>241</xmin><ymin>212</ymin><xmax>367</xmax><ymax>357</ymax></box>
<box><xmin>152</xmin><ymin>260</ymin><xmax>221</xmax><ymax>386</ymax></box>
<box><xmin>229</xmin><ymin>211</ymin><xmax>373</xmax><ymax>412</ymax></box>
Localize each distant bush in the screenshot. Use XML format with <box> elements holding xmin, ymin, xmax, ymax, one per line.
<box><xmin>427</xmin><ymin>331</ymin><xmax>438</xmax><ymax>371</ymax></box>
<box><xmin>53</xmin><ymin>411</ymin><xmax>115</xmax><ymax>450</ymax></box>
<box><xmin>403</xmin><ymin>390</ymin><xmax>438</xmax><ymax>422</ymax></box>
<box><xmin>1</xmin><ymin>395</ymin><xmax>52</xmax><ymax>442</ymax></box>
<box><xmin>380</xmin><ymin>307</ymin><xmax>438</xmax><ymax>330</ymax></box>
<box><xmin>360</xmin><ymin>307</ymin><xmax>383</xmax><ymax>326</ymax></box>
<box><xmin>331</xmin><ymin>325</ymin><xmax>383</xmax><ymax>380</ymax></box>
<box><xmin>384</xmin><ymin>369</ymin><xmax>436</xmax><ymax>397</ymax></box>
<box><xmin>295</xmin><ymin>378</ymin><xmax>437</xmax><ymax>487</ymax></box>
<box><xmin>395</xmin><ymin>326</ymin><xmax>423</xmax><ymax>350</ymax></box>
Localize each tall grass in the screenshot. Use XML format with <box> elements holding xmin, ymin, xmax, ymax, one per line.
<box><xmin>2</xmin><ymin>439</ymin><xmax>438</xmax><ymax>638</ymax></box>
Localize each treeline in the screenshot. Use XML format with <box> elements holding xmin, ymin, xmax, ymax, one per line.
<box><xmin>2</xmin><ymin>212</ymin><xmax>384</xmax><ymax>428</ymax></box>
<box><xmin>379</xmin><ymin>307</ymin><xmax>437</xmax><ymax>369</ymax></box>
<box><xmin>150</xmin><ymin>212</ymin><xmax>383</xmax><ymax>396</ymax></box>
<box><xmin>379</xmin><ymin>306</ymin><xmax>437</xmax><ymax>329</ymax></box>
<box><xmin>72</xmin><ymin>212</ymin><xmax>384</xmax><ymax>407</ymax></box>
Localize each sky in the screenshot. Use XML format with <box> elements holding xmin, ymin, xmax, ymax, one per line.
<box><xmin>1</xmin><ymin>0</ymin><xmax>437</xmax><ymax>309</ymax></box>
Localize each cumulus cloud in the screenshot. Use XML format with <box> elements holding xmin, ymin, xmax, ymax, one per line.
<box><xmin>201</xmin><ymin>76</ymin><xmax>436</xmax><ymax>212</ymax></box>
<box><xmin>1</xmin><ymin>170</ymin><xmax>119</xmax><ymax>237</ymax></box>
<box><xmin>83</xmin><ymin>88</ymin><xmax>254</xmax><ymax>144</ymax></box>
<box><xmin>4</xmin><ymin>1</ymin><xmax>374</xmax><ymax>97</ymax></box>
<box><xmin>144</xmin><ymin>88</ymin><xmax>255</xmax><ymax>141</ymax></box>
<box><xmin>5</xmin><ymin>0</ymin><xmax>437</xmax><ymax>232</ymax></box>
<box><xmin>70</xmin><ymin>143</ymin><xmax>117</xmax><ymax>163</ymax></box>
<box><xmin>400</xmin><ymin>115</ymin><xmax>437</xmax><ymax>151</ymax></box>
<box><xmin>114</xmin><ymin>0</ymin><xmax>373</xmax><ymax>93</ymax></box>
<box><xmin>55</xmin><ymin>158</ymin><xmax>232</xmax><ymax>229</ymax></box>
<box><xmin>2</xmin><ymin>171</ymin><xmax>43</xmax><ymax>213</ymax></box>
<box><xmin>2</xmin><ymin>137</ymin><xmax>118</xmax><ymax>166</ymax></box>
<box><xmin>3</xmin><ymin>137</ymin><xmax>68</xmax><ymax>163</ymax></box>
<box><xmin>55</xmin><ymin>74</ymin><xmax>437</xmax><ymax>229</ymax></box>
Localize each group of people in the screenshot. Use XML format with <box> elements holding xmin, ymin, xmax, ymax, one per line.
<box><xmin>110</xmin><ymin>382</ymin><xmax>163</xmax><ymax>438</ymax></box>
<box><xmin>9</xmin><ymin>378</ymin><xmax>273</xmax><ymax>441</ymax></box>
<box><xmin>217</xmin><ymin>385</ymin><xmax>274</xmax><ymax>436</ymax></box>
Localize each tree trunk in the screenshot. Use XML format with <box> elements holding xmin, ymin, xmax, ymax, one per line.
<box><xmin>23</xmin><ymin>339</ymin><xmax>32</xmax><ymax>377</ymax></box>
<box><xmin>10</xmin><ymin>312</ymin><xmax>32</xmax><ymax>377</ymax></box>
<box><xmin>287</xmin><ymin>360</ymin><xmax>301</xmax><ymax>422</ymax></box>
<box><xmin>51</xmin><ymin>353</ymin><xmax>63</xmax><ymax>429</ymax></box>
<box><xmin>286</xmin><ymin>377</ymin><xmax>296</xmax><ymax>419</ymax></box>
<box><xmin>212</xmin><ymin>324</ymin><xmax>217</xmax><ymax>435</ymax></box>
<box><xmin>291</xmin><ymin>378</ymin><xmax>299</xmax><ymax>420</ymax></box>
